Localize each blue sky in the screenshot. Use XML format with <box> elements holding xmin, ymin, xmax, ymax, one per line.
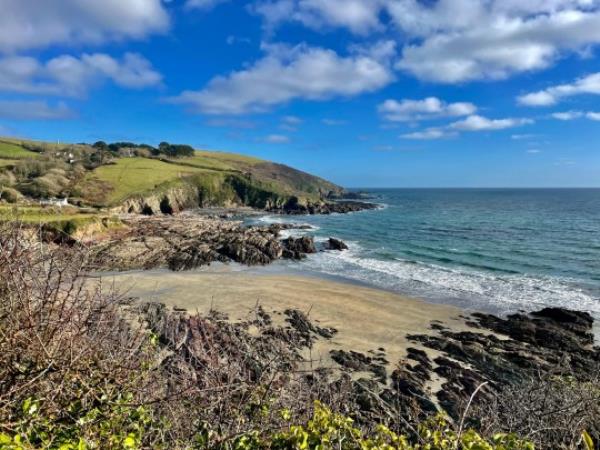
<box><xmin>1</xmin><ymin>0</ymin><xmax>600</xmax><ymax>187</ymax></box>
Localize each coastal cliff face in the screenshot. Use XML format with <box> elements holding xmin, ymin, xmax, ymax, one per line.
<box><xmin>117</xmin><ymin>175</ymin><xmax>374</xmax><ymax>216</ymax></box>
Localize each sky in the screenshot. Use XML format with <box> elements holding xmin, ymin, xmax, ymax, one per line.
<box><xmin>1</xmin><ymin>0</ymin><xmax>600</xmax><ymax>187</ymax></box>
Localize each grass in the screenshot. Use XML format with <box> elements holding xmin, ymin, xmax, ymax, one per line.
<box><xmin>168</xmin><ymin>151</ymin><xmax>264</xmax><ymax>173</ymax></box>
<box><xmin>194</xmin><ymin>150</ymin><xmax>263</xmax><ymax>166</ymax></box>
<box><xmin>0</xmin><ymin>159</ymin><xmax>18</xmax><ymax>167</ymax></box>
<box><xmin>0</xmin><ymin>141</ymin><xmax>39</xmax><ymax>160</ymax></box>
<box><xmin>0</xmin><ymin>205</ymin><xmax>97</xmax><ymax>224</ymax></box>
<box><xmin>80</xmin><ymin>158</ymin><xmax>207</xmax><ymax>204</ymax></box>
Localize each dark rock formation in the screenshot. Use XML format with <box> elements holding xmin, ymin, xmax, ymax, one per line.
<box><xmin>327</xmin><ymin>191</ymin><xmax>375</xmax><ymax>201</ymax></box>
<box><xmin>325</xmin><ymin>237</ymin><xmax>348</xmax><ymax>251</ymax></box>
<box><xmin>272</xmin><ymin>198</ymin><xmax>378</xmax><ymax>215</ymax></box>
<box><xmin>281</xmin><ymin>236</ymin><xmax>317</xmax><ymax>259</ymax></box>
<box><xmin>406</xmin><ymin>307</ymin><xmax>599</xmax><ymax>421</ymax></box>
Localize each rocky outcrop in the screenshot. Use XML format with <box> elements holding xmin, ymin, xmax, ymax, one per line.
<box><xmin>273</xmin><ymin>198</ymin><xmax>379</xmax><ymax>215</ymax></box>
<box><xmin>327</xmin><ymin>191</ymin><xmax>375</xmax><ymax>201</ymax></box>
<box><xmin>314</xmin><ymin>307</ymin><xmax>600</xmax><ymax>447</ymax></box>
<box><xmin>120</xmin><ymin>184</ymin><xmax>205</xmax><ymax>215</ymax></box>
<box><xmin>88</xmin><ymin>216</ymin><xmax>330</xmax><ymax>271</ymax></box>
<box><xmin>281</xmin><ymin>236</ymin><xmax>317</xmax><ymax>259</ymax></box>
<box><xmin>325</xmin><ymin>237</ymin><xmax>348</xmax><ymax>251</ymax></box>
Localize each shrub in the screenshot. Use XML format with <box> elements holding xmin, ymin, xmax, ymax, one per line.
<box><xmin>0</xmin><ymin>187</ymin><xmax>22</xmax><ymax>203</ymax></box>
<box><xmin>0</xmin><ymin>170</ymin><xmax>16</xmax><ymax>187</ymax></box>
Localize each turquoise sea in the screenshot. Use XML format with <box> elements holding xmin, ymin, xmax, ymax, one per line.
<box><xmin>252</xmin><ymin>189</ymin><xmax>600</xmax><ymax>317</ymax></box>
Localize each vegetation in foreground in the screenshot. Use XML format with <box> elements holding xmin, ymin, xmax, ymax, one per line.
<box><xmin>0</xmin><ymin>225</ymin><xmax>598</xmax><ymax>449</ymax></box>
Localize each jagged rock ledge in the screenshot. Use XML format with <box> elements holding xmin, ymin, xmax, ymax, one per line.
<box><xmin>270</xmin><ymin>198</ymin><xmax>379</xmax><ymax>215</ymax></box>
<box><xmin>87</xmin><ymin>215</ymin><xmax>347</xmax><ymax>272</ymax></box>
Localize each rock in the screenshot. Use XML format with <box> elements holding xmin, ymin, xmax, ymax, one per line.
<box><xmin>330</xmin><ymin>350</ymin><xmax>387</xmax><ymax>383</ymax></box>
<box><xmin>326</xmin><ymin>237</ymin><xmax>348</xmax><ymax>251</ymax></box>
<box><xmin>272</xmin><ymin>198</ymin><xmax>378</xmax><ymax>215</ymax></box>
<box><xmin>285</xmin><ymin>309</ymin><xmax>337</xmax><ymax>342</ymax></box>
<box><xmin>281</xmin><ymin>236</ymin><xmax>316</xmax><ymax>259</ymax></box>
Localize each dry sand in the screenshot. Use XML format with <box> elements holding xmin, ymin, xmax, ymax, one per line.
<box><xmin>104</xmin><ymin>268</ymin><xmax>468</xmax><ymax>374</ymax></box>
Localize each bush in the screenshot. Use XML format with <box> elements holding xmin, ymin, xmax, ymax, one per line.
<box><xmin>0</xmin><ymin>187</ymin><xmax>22</xmax><ymax>203</ymax></box>
<box><xmin>0</xmin><ymin>226</ymin><xmax>556</xmax><ymax>450</ymax></box>
<box><xmin>0</xmin><ymin>171</ymin><xmax>16</xmax><ymax>187</ymax></box>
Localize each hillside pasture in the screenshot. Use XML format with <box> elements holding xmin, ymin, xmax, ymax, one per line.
<box><xmin>0</xmin><ymin>141</ymin><xmax>39</xmax><ymax>160</ymax></box>
<box><xmin>78</xmin><ymin>158</ymin><xmax>206</xmax><ymax>205</ymax></box>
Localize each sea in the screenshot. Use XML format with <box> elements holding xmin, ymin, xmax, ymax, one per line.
<box><xmin>249</xmin><ymin>188</ymin><xmax>600</xmax><ymax>318</ymax></box>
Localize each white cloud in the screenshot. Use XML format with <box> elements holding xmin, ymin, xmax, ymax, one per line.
<box><xmin>397</xmin><ymin>8</ymin><xmax>600</xmax><ymax>83</ymax></box>
<box><xmin>518</xmin><ymin>72</ymin><xmax>600</xmax><ymax>106</ymax></box>
<box><xmin>549</xmin><ymin>110</ymin><xmax>600</xmax><ymax>120</ymax></box>
<box><xmin>527</xmin><ymin>149</ymin><xmax>542</xmax><ymax>153</ymax></box>
<box><xmin>450</xmin><ymin>115</ymin><xmax>533</xmax><ymax>131</ymax></box>
<box><xmin>551</xmin><ymin>110</ymin><xmax>584</xmax><ymax>120</ymax></box>
<box><xmin>586</xmin><ymin>111</ymin><xmax>600</xmax><ymax>120</ymax></box>
<box><xmin>170</xmin><ymin>43</ymin><xmax>394</xmax><ymax>115</ymax></box>
<box><xmin>401</xmin><ymin>128</ymin><xmax>454</xmax><ymax>140</ymax></box>
<box><xmin>251</xmin><ymin>1</ymin><xmax>600</xmax><ymax>83</ymax></box>
<box><xmin>0</xmin><ymin>53</ymin><xmax>162</xmax><ymax>97</ymax></box>
<box><xmin>400</xmin><ymin>113</ymin><xmax>534</xmax><ymax>140</ymax></box>
<box><xmin>378</xmin><ymin>97</ymin><xmax>476</xmax><ymax>122</ymax></box>
<box><xmin>0</xmin><ymin>0</ymin><xmax>169</xmax><ymax>53</ymax></box>
<box><xmin>264</xmin><ymin>134</ymin><xmax>290</xmax><ymax>143</ymax></box>
<box><xmin>252</xmin><ymin>0</ymin><xmax>386</xmax><ymax>35</ymax></box>
<box><xmin>0</xmin><ymin>100</ymin><xmax>74</xmax><ymax>120</ymax></box>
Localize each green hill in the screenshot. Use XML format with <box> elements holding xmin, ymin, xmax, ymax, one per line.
<box><xmin>0</xmin><ymin>137</ymin><xmax>343</xmax><ymax>213</ymax></box>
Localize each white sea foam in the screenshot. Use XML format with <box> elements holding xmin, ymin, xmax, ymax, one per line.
<box><xmin>299</xmin><ymin>245</ymin><xmax>600</xmax><ymax>317</ymax></box>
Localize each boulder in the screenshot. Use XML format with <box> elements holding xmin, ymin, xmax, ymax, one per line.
<box><xmin>326</xmin><ymin>237</ymin><xmax>348</xmax><ymax>251</ymax></box>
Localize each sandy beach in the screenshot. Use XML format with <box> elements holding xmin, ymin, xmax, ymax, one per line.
<box><xmin>103</xmin><ymin>268</ymin><xmax>468</xmax><ymax>374</ymax></box>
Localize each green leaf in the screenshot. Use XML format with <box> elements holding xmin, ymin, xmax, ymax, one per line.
<box><xmin>583</xmin><ymin>431</ymin><xmax>595</xmax><ymax>450</ymax></box>
<box><xmin>123</xmin><ymin>434</ymin><xmax>137</xmax><ymax>449</ymax></box>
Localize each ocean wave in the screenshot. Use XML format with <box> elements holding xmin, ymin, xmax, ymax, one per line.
<box><xmin>298</xmin><ymin>248</ymin><xmax>600</xmax><ymax>317</ymax></box>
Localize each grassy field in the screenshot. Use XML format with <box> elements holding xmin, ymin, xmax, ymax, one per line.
<box><xmin>0</xmin><ymin>159</ymin><xmax>18</xmax><ymax>167</ymax></box>
<box><xmin>80</xmin><ymin>158</ymin><xmax>207</xmax><ymax>204</ymax></box>
<box><xmin>0</xmin><ymin>205</ymin><xmax>96</xmax><ymax>223</ymax></box>
<box><xmin>167</xmin><ymin>151</ymin><xmax>263</xmax><ymax>172</ymax></box>
<box><xmin>0</xmin><ymin>141</ymin><xmax>38</xmax><ymax>160</ymax></box>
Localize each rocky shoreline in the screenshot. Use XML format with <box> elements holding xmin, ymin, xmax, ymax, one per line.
<box><xmin>276</xmin><ymin>305</ymin><xmax>599</xmax><ymax>445</ymax></box>
<box><xmin>87</xmin><ymin>215</ymin><xmax>345</xmax><ymax>271</ymax></box>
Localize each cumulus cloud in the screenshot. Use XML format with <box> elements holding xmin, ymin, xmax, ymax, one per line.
<box><xmin>401</xmin><ymin>128</ymin><xmax>454</xmax><ymax>140</ymax></box>
<box><xmin>0</xmin><ymin>0</ymin><xmax>169</xmax><ymax>53</ymax></box>
<box><xmin>518</xmin><ymin>72</ymin><xmax>600</xmax><ymax>106</ymax></box>
<box><xmin>251</xmin><ymin>1</ymin><xmax>600</xmax><ymax>83</ymax></box>
<box><xmin>552</xmin><ymin>110</ymin><xmax>584</xmax><ymax>120</ymax></box>
<box><xmin>252</xmin><ymin>0</ymin><xmax>386</xmax><ymax>35</ymax></box>
<box><xmin>0</xmin><ymin>53</ymin><xmax>162</xmax><ymax>97</ymax></box>
<box><xmin>450</xmin><ymin>115</ymin><xmax>533</xmax><ymax>131</ymax></box>
<box><xmin>549</xmin><ymin>110</ymin><xmax>600</xmax><ymax>120</ymax></box>
<box><xmin>0</xmin><ymin>100</ymin><xmax>74</xmax><ymax>120</ymax></box>
<box><xmin>170</xmin><ymin>42</ymin><xmax>394</xmax><ymax>115</ymax></box>
<box><xmin>264</xmin><ymin>134</ymin><xmax>290</xmax><ymax>143</ymax></box>
<box><xmin>396</xmin><ymin>6</ymin><xmax>600</xmax><ymax>83</ymax></box>
<box><xmin>586</xmin><ymin>111</ymin><xmax>600</xmax><ymax>120</ymax></box>
<box><xmin>403</xmin><ymin>113</ymin><xmax>534</xmax><ymax>139</ymax></box>
<box><xmin>378</xmin><ymin>97</ymin><xmax>476</xmax><ymax>122</ymax></box>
